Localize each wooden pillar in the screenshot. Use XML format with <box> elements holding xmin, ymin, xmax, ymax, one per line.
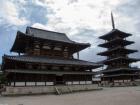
<box><xmin>77</xmin><ymin>52</ymin><xmax>79</xmax><ymax>59</ymax></box>
<box><xmin>90</xmin><ymin>69</ymin><xmax>92</xmax><ymax>72</ymax></box>
<box><xmin>14</xmin><ymin>73</ymin><xmax>16</xmax><ymax>87</ymax></box>
<box><xmin>18</xmin><ymin>52</ymin><xmax>20</xmax><ymax>56</ymax></box>
<box><xmin>85</xmin><ymin>75</ymin><xmax>87</xmax><ymax>84</ymax></box>
<box><xmin>113</xmin><ymin>79</ymin><xmax>114</xmax><ymax>85</ymax></box>
<box><xmin>25</xmin><ymin>74</ymin><xmax>27</xmax><ymax>86</ymax></box>
<box><xmin>40</xmin><ymin>42</ymin><xmax>43</xmax><ymax>55</ymax></box>
<box><xmin>131</xmin><ymin>76</ymin><xmax>134</xmax><ymax>81</ymax></box>
<box><xmin>25</xmin><ymin>81</ymin><xmax>27</xmax><ymax>86</ymax></box>
<box><xmin>45</xmin><ymin>81</ymin><xmax>46</xmax><ymax>86</ymax></box>
<box><xmin>51</xmin><ymin>45</ymin><xmax>55</xmax><ymax>57</ymax></box>
<box><xmin>14</xmin><ymin>81</ymin><xmax>15</xmax><ymax>87</ymax></box>
<box><xmin>102</xmin><ymin>77</ymin><xmax>104</xmax><ymax>86</ymax></box>
<box><xmin>35</xmin><ymin>81</ymin><xmax>37</xmax><ymax>86</ymax></box>
<box><xmin>63</xmin><ymin>47</ymin><xmax>69</xmax><ymax>58</ymax></box>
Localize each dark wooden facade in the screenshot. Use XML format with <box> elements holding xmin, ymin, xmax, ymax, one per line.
<box><xmin>98</xmin><ymin>29</ymin><xmax>140</xmax><ymax>84</ymax></box>
<box><xmin>2</xmin><ymin>27</ymin><xmax>102</xmax><ymax>86</ymax></box>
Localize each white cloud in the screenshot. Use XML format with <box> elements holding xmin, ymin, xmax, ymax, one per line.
<box><xmin>29</xmin><ymin>0</ymin><xmax>140</xmax><ymax>66</ymax></box>
<box><xmin>32</xmin><ymin>23</ymin><xmax>48</xmax><ymax>30</ymax></box>
<box><xmin>31</xmin><ymin>0</ymin><xmax>132</xmax><ymax>53</ymax></box>
<box><xmin>44</xmin><ymin>0</ymin><xmax>124</xmax><ymax>34</ymax></box>
<box><xmin>35</xmin><ymin>0</ymin><xmax>125</xmax><ymax>47</ymax></box>
<box><xmin>0</xmin><ymin>0</ymin><xmax>29</xmax><ymax>26</ymax></box>
<box><xmin>131</xmin><ymin>62</ymin><xmax>140</xmax><ymax>68</ymax></box>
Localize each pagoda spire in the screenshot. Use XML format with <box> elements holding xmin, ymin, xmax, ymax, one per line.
<box><xmin>111</xmin><ymin>12</ymin><xmax>115</xmax><ymax>29</ymax></box>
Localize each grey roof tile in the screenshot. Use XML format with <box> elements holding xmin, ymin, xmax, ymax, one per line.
<box><xmin>26</xmin><ymin>27</ymin><xmax>76</xmax><ymax>44</ymax></box>
<box><xmin>4</xmin><ymin>55</ymin><xmax>102</xmax><ymax>68</ymax></box>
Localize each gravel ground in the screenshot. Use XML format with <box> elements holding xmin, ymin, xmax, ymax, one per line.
<box><xmin>0</xmin><ymin>86</ymin><xmax>140</xmax><ymax>105</ymax></box>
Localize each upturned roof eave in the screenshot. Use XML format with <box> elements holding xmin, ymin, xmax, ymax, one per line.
<box><xmin>100</xmin><ymin>57</ymin><xmax>140</xmax><ymax>64</ymax></box>
<box><xmin>10</xmin><ymin>31</ymin><xmax>90</xmax><ymax>53</ymax></box>
<box><xmin>2</xmin><ymin>55</ymin><xmax>102</xmax><ymax>69</ymax></box>
<box><xmin>5</xmin><ymin>69</ymin><xmax>96</xmax><ymax>75</ymax></box>
<box><xmin>98</xmin><ymin>40</ymin><xmax>134</xmax><ymax>48</ymax></box>
<box><xmin>100</xmin><ymin>68</ymin><xmax>140</xmax><ymax>73</ymax></box>
<box><xmin>99</xmin><ymin>29</ymin><xmax>132</xmax><ymax>40</ymax></box>
<box><xmin>102</xmin><ymin>73</ymin><xmax>140</xmax><ymax>78</ymax></box>
<box><xmin>26</xmin><ymin>26</ymin><xmax>90</xmax><ymax>46</ymax></box>
<box><xmin>97</xmin><ymin>47</ymin><xmax>138</xmax><ymax>56</ymax></box>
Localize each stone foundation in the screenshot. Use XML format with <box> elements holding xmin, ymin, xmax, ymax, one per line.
<box><xmin>100</xmin><ymin>81</ymin><xmax>140</xmax><ymax>87</ymax></box>
<box><xmin>1</xmin><ymin>84</ymin><xmax>102</xmax><ymax>96</ymax></box>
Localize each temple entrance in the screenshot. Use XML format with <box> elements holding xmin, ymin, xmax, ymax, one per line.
<box><xmin>56</xmin><ymin>75</ymin><xmax>64</xmax><ymax>85</ymax></box>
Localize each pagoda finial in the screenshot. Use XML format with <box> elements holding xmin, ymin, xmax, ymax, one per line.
<box><xmin>111</xmin><ymin>12</ymin><xmax>115</xmax><ymax>29</ymax></box>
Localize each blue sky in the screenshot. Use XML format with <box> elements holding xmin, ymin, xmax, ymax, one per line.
<box><xmin>0</xmin><ymin>0</ymin><xmax>140</xmax><ymax>67</ymax></box>
<box><xmin>0</xmin><ymin>0</ymin><xmax>48</xmax><ymax>63</ymax></box>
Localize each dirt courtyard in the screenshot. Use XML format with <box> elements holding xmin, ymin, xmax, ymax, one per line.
<box><xmin>0</xmin><ymin>86</ymin><xmax>140</xmax><ymax>105</ymax></box>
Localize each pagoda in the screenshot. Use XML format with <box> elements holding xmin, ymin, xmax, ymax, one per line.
<box><xmin>97</xmin><ymin>13</ymin><xmax>140</xmax><ymax>85</ymax></box>
<box><xmin>1</xmin><ymin>26</ymin><xmax>102</xmax><ymax>87</ymax></box>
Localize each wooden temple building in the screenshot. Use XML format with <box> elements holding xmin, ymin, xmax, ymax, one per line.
<box><xmin>1</xmin><ymin>27</ymin><xmax>102</xmax><ymax>87</ymax></box>
<box><xmin>98</xmin><ymin>13</ymin><xmax>140</xmax><ymax>85</ymax></box>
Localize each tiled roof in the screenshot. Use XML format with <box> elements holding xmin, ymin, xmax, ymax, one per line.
<box><xmin>98</xmin><ymin>38</ymin><xmax>134</xmax><ymax>48</ymax></box>
<box><xmin>5</xmin><ymin>69</ymin><xmax>96</xmax><ymax>75</ymax></box>
<box><xmin>102</xmin><ymin>57</ymin><xmax>139</xmax><ymax>64</ymax></box>
<box><xmin>102</xmin><ymin>74</ymin><xmax>140</xmax><ymax>78</ymax></box>
<box><xmin>26</xmin><ymin>27</ymin><xmax>76</xmax><ymax>44</ymax></box>
<box><xmin>99</xmin><ymin>29</ymin><xmax>132</xmax><ymax>40</ymax></box>
<box><xmin>3</xmin><ymin>55</ymin><xmax>102</xmax><ymax>68</ymax></box>
<box><xmin>98</xmin><ymin>47</ymin><xmax>138</xmax><ymax>56</ymax></box>
<box><xmin>99</xmin><ymin>68</ymin><xmax>140</xmax><ymax>73</ymax></box>
<box><xmin>10</xmin><ymin>27</ymin><xmax>90</xmax><ymax>53</ymax></box>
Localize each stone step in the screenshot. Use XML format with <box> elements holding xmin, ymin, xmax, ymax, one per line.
<box><xmin>68</xmin><ymin>87</ymin><xmax>73</xmax><ymax>93</ymax></box>
<box><xmin>55</xmin><ymin>86</ymin><xmax>73</xmax><ymax>94</ymax></box>
<box><xmin>54</xmin><ymin>86</ymin><xmax>61</xmax><ymax>95</ymax></box>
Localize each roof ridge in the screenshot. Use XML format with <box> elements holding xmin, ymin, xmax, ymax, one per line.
<box><xmin>99</xmin><ymin>29</ymin><xmax>132</xmax><ymax>39</ymax></box>
<box><xmin>114</xmin><ymin>29</ymin><xmax>132</xmax><ymax>35</ymax></box>
<box><xmin>26</xmin><ymin>26</ymin><xmax>77</xmax><ymax>43</ymax></box>
<box><xmin>27</xmin><ymin>26</ymin><xmax>66</xmax><ymax>35</ymax></box>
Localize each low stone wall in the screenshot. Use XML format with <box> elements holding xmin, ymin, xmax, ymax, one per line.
<box><xmin>1</xmin><ymin>84</ymin><xmax>101</xmax><ymax>96</ymax></box>
<box><xmin>100</xmin><ymin>81</ymin><xmax>140</xmax><ymax>87</ymax></box>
